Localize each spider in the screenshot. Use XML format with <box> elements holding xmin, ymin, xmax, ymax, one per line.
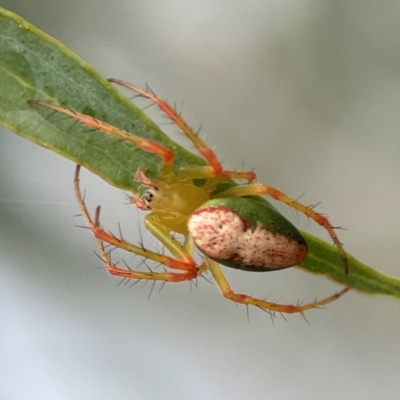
<box><xmin>29</xmin><ymin>80</ymin><xmax>349</xmax><ymax>315</ymax></box>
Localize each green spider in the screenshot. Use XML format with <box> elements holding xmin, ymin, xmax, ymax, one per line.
<box><xmin>29</xmin><ymin>80</ymin><xmax>349</xmax><ymax>315</ymax></box>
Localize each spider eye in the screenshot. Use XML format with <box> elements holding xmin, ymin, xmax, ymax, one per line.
<box><xmin>144</xmin><ymin>191</ymin><xmax>153</xmax><ymax>203</ymax></box>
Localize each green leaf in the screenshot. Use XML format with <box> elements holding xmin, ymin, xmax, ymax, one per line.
<box><xmin>1</xmin><ymin>6</ymin><xmax>399</xmax><ymax>300</ymax></box>
<box><xmin>0</xmin><ymin>7</ymin><xmax>204</xmax><ymax>190</ymax></box>
<box><xmin>299</xmin><ymin>232</ymin><xmax>400</xmax><ymax>299</ymax></box>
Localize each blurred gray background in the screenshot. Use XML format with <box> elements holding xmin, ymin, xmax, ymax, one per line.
<box><xmin>1</xmin><ymin>1</ymin><xmax>400</xmax><ymax>399</ymax></box>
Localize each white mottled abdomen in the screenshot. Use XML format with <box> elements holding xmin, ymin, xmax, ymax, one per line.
<box><xmin>188</xmin><ymin>206</ymin><xmax>307</xmax><ymax>270</ymax></box>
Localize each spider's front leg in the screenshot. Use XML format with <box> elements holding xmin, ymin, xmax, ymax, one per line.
<box><xmin>28</xmin><ymin>99</ymin><xmax>178</xmax><ymax>183</ymax></box>
<box><xmin>74</xmin><ymin>165</ymin><xmax>206</xmax><ymax>283</ymax></box>
<box><xmin>108</xmin><ymin>79</ymin><xmax>256</xmax><ymax>184</ymax></box>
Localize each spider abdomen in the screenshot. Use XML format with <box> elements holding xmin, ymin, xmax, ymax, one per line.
<box><xmin>188</xmin><ymin>198</ymin><xmax>308</xmax><ymax>271</ymax></box>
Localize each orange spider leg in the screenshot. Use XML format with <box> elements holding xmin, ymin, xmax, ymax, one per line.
<box><xmin>74</xmin><ymin>165</ymin><xmax>205</xmax><ymax>282</ymax></box>
<box><xmin>28</xmin><ymin>100</ymin><xmax>177</xmax><ymax>180</ymax></box>
<box><xmin>215</xmin><ymin>184</ymin><xmax>349</xmax><ymax>274</ymax></box>
<box><xmin>108</xmin><ymin>79</ymin><xmax>256</xmax><ymax>183</ymax></box>
<box><xmin>206</xmin><ymin>258</ymin><xmax>349</xmax><ymax>314</ymax></box>
<box><xmin>96</xmin><ymin>237</ymin><xmax>207</xmax><ymax>282</ymax></box>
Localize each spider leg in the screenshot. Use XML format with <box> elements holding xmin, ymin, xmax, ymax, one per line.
<box><xmin>96</xmin><ymin>237</ymin><xmax>207</xmax><ymax>282</ymax></box>
<box><xmin>215</xmin><ymin>183</ymin><xmax>349</xmax><ymax>274</ymax></box>
<box><xmin>108</xmin><ymin>79</ymin><xmax>256</xmax><ymax>183</ymax></box>
<box><xmin>74</xmin><ymin>165</ymin><xmax>205</xmax><ymax>282</ymax></box>
<box><xmin>206</xmin><ymin>258</ymin><xmax>349</xmax><ymax>315</ymax></box>
<box><xmin>28</xmin><ymin>100</ymin><xmax>177</xmax><ymax>181</ymax></box>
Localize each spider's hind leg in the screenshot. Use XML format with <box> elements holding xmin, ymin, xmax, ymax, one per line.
<box><xmin>206</xmin><ymin>258</ymin><xmax>349</xmax><ymax>315</ymax></box>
